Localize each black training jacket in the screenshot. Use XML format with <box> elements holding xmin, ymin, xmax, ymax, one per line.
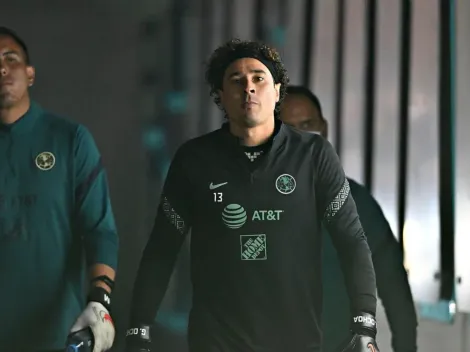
<box><xmin>130</xmin><ymin>120</ymin><xmax>377</xmax><ymax>352</ymax></box>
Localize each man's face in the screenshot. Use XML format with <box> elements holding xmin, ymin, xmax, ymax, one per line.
<box><xmin>280</xmin><ymin>94</ymin><xmax>327</xmax><ymax>138</ymax></box>
<box><xmin>218</xmin><ymin>58</ymin><xmax>281</xmax><ymax>128</ymax></box>
<box><xmin>0</xmin><ymin>35</ymin><xmax>34</xmax><ymax>109</ymax></box>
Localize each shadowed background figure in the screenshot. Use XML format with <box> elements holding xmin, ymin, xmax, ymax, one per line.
<box><xmin>280</xmin><ymin>85</ymin><xmax>418</xmax><ymax>352</ymax></box>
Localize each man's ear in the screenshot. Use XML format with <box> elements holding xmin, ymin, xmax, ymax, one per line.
<box><xmin>274</xmin><ymin>83</ymin><xmax>281</xmax><ymax>102</ymax></box>
<box><xmin>321</xmin><ymin>119</ymin><xmax>329</xmax><ymax>139</ymax></box>
<box><xmin>217</xmin><ymin>89</ymin><xmax>224</xmax><ymax>106</ymax></box>
<box><xmin>26</xmin><ymin>65</ymin><xmax>35</xmax><ymax>87</ymax></box>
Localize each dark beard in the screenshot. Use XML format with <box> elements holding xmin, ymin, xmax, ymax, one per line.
<box><xmin>241</xmin><ymin>118</ymin><xmax>260</xmax><ymax>128</ymax></box>
<box><xmin>0</xmin><ymin>92</ymin><xmax>15</xmax><ymax>109</ymax></box>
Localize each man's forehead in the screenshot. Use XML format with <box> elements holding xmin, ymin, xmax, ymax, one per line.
<box><xmin>284</xmin><ymin>95</ymin><xmax>319</xmax><ymax>111</ymax></box>
<box><xmin>224</xmin><ymin>57</ymin><xmax>270</xmax><ymax>76</ymax></box>
<box><xmin>0</xmin><ymin>35</ymin><xmax>22</xmax><ymax>52</ymax></box>
<box><xmin>282</xmin><ymin>95</ymin><xmax>323</xmax><ymax>121</ymax></box>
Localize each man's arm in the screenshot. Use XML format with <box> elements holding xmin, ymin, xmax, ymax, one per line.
<box><xmin>69</xmin><ymin>125</ymin><xmax>118</xmax><ymax>351</ymax></box>
<box><xmin>314</xmin><ymin>138</ymin><xmax>379</xmax><ymax>351</ymax></box>
<box><xmin>89</xmin><ymin>264</ymin><xmax>115</xmax><ymax>293</ymax></box>
<box><xmin>315</xmin><ymin>139</ymin><xmax>377</xmax><ymax>316</ymax></box>
<box><xmin>350</xmin><ymin>181</ymin><xmax>417</xmax><ymax>351</ymax></box>
<box><xmin>74</xmin><ymin>125</ymin><xmax>118</xmax><ymax>293</ymax></box>
<box><xmin>126</xmin><ymin>146</ymin><xmax>192</xmax><ymax>351</ymax></box>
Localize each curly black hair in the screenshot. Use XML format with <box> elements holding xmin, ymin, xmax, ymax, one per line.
<box><xmin>205</xmin><ymin>38</ymin><xmax>289</xmax><ymax>119</ymax></box>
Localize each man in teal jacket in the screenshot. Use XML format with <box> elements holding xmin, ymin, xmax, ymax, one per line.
<box><xmin>0</xmin><ymin>26</ymin><xmax>118</xmax><ymax>351</ymax></box>
<box><xmin>280</xmin><ymin>85</ymin><xmax>418</xmax><ymax>352</ymax></box>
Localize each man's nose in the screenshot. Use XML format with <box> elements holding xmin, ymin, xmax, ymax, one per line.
<box><xmin>243</xmin><ymin>81</ymin><xmax>256</xmax><ymax>94</ymax></box>
<box><xmin>0</xmin><ymin>61</ymin><xmax>8</xmax><ymax>76</ymax></box>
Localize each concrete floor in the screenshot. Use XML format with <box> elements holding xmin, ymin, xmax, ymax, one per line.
<box><xmin>375</xmin><ymin>300</ymin><xmax>469</xmax><ymax>352</ymax></box>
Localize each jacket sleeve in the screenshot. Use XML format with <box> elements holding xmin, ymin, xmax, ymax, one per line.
<box><xmin>351</xmin><ymin>182</ymin><xmax>418</xmax><ymax>351</ymax></box>
<box><xmin>130</xmin><ymin>146</ymin><xmax>193</xmax><ymax>325</ymax></box>
<box><xmin>74</xmin><ymin>125</ymin><xmax>119</xmax><ymax>270</ymax></box>
<box><xmin>314</xmin><ymin>138</ymin><xmax>377</xmax><ymax>315</ymax></box>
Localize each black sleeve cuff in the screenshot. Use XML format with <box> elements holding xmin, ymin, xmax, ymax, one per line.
<box><xmin>88</xmin><ymin>286</ymin><xmax>112</xmax><ymax>312</ymax></box>
<box><xmin>351</xmin><ymin>312</ymin><xmax>377</xmax><ymax>338</ymax></box>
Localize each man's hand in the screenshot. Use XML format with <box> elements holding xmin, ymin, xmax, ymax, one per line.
<box><xmin>336</xmin><ymin>312</ymin><xmax>380</xmax><ymax>352</ymax></box>
<box><xmin>338</xmin><ymin>334</ymin><xmax>380</xmax><ymax>352</ymax></box>
<box><xmin>70</xmin><ymin>288</ymin><xmax>115</xmax><ymax>352</ymax></box>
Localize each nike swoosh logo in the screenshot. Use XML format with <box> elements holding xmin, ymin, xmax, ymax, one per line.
<box><xmin>209</xmin><ymin>182</ymin><xmax>228</xmax><ymax>190</ymax></box>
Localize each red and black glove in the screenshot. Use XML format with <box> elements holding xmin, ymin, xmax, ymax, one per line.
<box><xmin>68</xmin><ymin>286</ymin><xmax>115</xmax><ymax>352</ymax></box>
<box><xmin>337</xmin><ymin>312</ymin><xmax>380</xmax><ymax>352</ymax></box>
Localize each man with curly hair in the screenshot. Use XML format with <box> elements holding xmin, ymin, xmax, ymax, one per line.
<box><xmin>126</xmin><ymin>39</ymin><xmax>380</xmax><ymax>352</ymax></box>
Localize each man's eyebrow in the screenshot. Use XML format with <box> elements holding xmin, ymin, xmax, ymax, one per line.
<box><xmin>1</xmin><ymin>50</ymin><xmax>21</xmax><ymax>56</ymax></box>
<box><xmin>228</xmin><ymin>69</ymin><xmax>267</xmax><ymax>78</ymax></box>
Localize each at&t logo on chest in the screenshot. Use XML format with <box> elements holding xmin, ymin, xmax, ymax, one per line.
<box><xmin>222</xmin><ymin>204</ymin><xmax>247</xmax><ymax>229</ymax></box>
<box><xmin>222</xmin><ymin>204</ymin><xmax>284</xmax><ymax>229</ymax></box>
<box><xmin>252</xmin><ymin>210</ymin><xmax>283</xmax><ymax>221</ymax></box>
<box><xmin>35</xmin><ymin>151</ymin><xmax>55</xmax><ymax>171</ymax></box>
